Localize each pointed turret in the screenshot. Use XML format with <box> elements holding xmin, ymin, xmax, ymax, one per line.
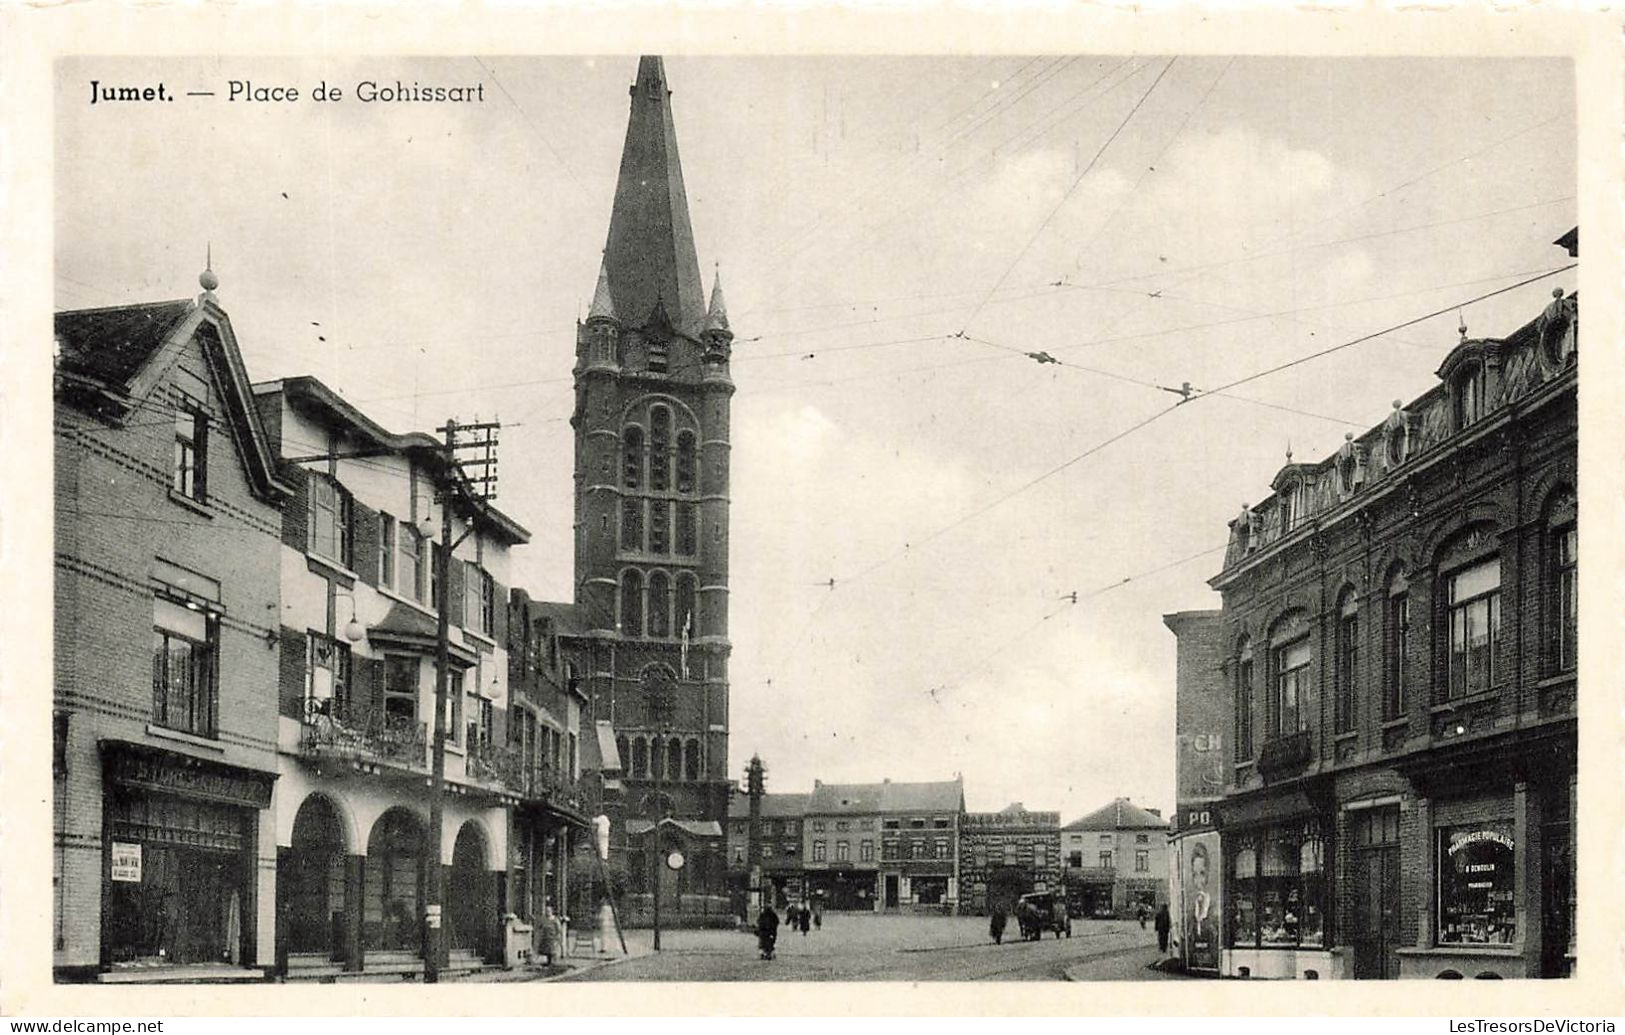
<box><xmin>600</xmin><ymin>56</ymin><xmax>707</xmax><ymax>338</ymax></box>
<box><xmin>586</xmin><ymin>258</ymin><xmax>617</xmax><ymax>323</ymax></box>
<box><xmin>704</xmin><ymin>268</ymin><xmax>730</xmax><ymax>335</ymax></box>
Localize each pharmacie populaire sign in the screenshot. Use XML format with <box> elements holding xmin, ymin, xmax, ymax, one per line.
<box><xmin>1439</xmin><ymin>824</ymin><xmax>1516</xmax><ymax>945</ymax></box>
<box><xmin>110</xmin><ymin>842</ymin><xmax>142</xmax><ymax>882</ymax></box>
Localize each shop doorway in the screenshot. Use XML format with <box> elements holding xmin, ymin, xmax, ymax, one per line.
<box><xmin>284</xmin><ymin>795</ymin><xmax>348</xmax><ymax>956</ymax></box>
<box><xmin>363</xmin><ymin>808</ymin><xmax>425</xmax><ymax>954</ymax></box>
<box><xmin>103</xmin><ymin>791</ymin><xmax>249</xmax><ymax>967</ymax></box>
<box><xmin>1540</xmin><ymin>811</ymin><xmax>1574</xmax><ymax>978</ymax></box>
<box><xmin>986</xmin><ymin>866</ymin><xmax>1031</xmax><ymax>916</ymax></box>
<box><xmin>883</xmin><ymin>874</ymin><xmax>899</xmax><ymax>908</ymax></box>
<box><xmin>447</xmin><ymin>823</ymin><xmax>493</xmax><ymax>958</ymax></box>
<box><xmin>1351</xmin><ymin>807</ymin><xmax>1401</xmax><ymax>979</ymax></box>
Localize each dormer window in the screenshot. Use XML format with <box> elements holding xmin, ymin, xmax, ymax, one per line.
<box><xmin>1455</xmin><ymin>363</ymin><xmax>1486</xmax><ymax>430</ymax></box>
<box><xmin>1280</xmin><ymin>481</ymin><xmax>1309</xmax><ymax>533</ymax></box>
<box><xmin>1335</xmin><ymin>435</ymin><xmax>1361</xmax><ymax>498</ymax></box>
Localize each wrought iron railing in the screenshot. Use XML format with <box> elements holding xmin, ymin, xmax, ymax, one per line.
<box><xmin>464</xmin><ymin>741</ymin><xmax>526</xmax><ymax>789</ymax></box>
<box><xmin>299</xmin><ymin>699</ymin><xmax>427</xmax><ymax>769</ymax></box>
<box><xmin>1257</xmin><ymin>728</ymin><xmax>1313</xmax><ymax>776</ymax></box>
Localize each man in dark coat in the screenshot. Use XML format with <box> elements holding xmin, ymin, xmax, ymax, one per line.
<box><xmin>1154</xmin><ymin>903</ymin><xmax>1172</xmax><ymax>955</ymax></box>
<box><xmin>989</xmin><ymin>907</ymin><xmax>1008</xmax><ymax>945</ymax></box>
<box><xmin>798</xmin><ymin>902</ymin><xmax>811</xmax><ymax>936</ymax></box>
<box><xmin>756</xmin><ymin>902</ymin><xmax>780</xmax><ymax>959</ymax></box>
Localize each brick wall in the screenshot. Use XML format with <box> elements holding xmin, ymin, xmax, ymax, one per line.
<box><xmin>54</xmin><ymin>321</ymin><xmax>285</xmax><ymax>970</ymax></box>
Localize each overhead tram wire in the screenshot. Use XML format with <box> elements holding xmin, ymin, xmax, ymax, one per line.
<box><xmin>813</xmin><ymin>260</ymin><xmax>1581</xmax><ymax>592</ymax></box>
<box><xmin>958</xmin><ymin>333</ymin><xmax>1363</xmax><ymax>427</ymax></box>
<box><xmin>958</xmin><ymin>58</ymin><xmax>1178</xmax><ymax>340</ymax></box>
<box><xmin>775</xmin><ymin>58</ymin><xmax>1145</xmax><ymax>275</ymax></box>
<box><xmin>759</xmin><ymin>57</ymin><xmax>1056</xmax><ymax>272</ymax></box>
<box><xmin>769</xmin><ymin>57</ymin><xmax>1134</xmax><ymax>274</ymax></box>
<box><xmin>474</xmin><ymin>57</ymin><xmax>593</xmax><ymax>201</ymax></box>
<box><xmin>923</xmin><ymin>543</ymin><xmax>1229</xmax><ymax>703</ymax></box>
<box><xmin>1202</xmin><ymin>263</ymin><xmax>1577</xmax><ymax>397</ymax></box>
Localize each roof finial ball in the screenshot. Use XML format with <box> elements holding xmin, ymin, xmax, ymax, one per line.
<box><xmin>1393</xmin><ymin>399</ymin><xmax>1404</xmax><ymax>411</ymax></box>
<box><xmin>1345</xmin><ymin>431</ymin><xmax>1355</xmax><ymax>442</ymax></box>
<box><xmin>199</xmin><ymin>243</ymin><xmax>219</xmax><ymax>297</ymax></box>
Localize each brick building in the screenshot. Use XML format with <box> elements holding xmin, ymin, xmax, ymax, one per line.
<box><xmin>725</xmin><ymin>786</ymin><xmax>809</xmax><ymax>909</ymax></box>
<box><xmin>1166</xmin><ymin>231</ymin><xmax>1578</xmax><ymax>979</ymax></box>
<box><xmin>1163</xmin><ymin>609</ymin><xmax>1227</xmax><ymax>971</ymax></box>
<box><xmin>53</xmin><ymin>280</ymin><xmax>293</xmax><ymax>979</ymax></box>
<box><xmin>1061</xmin><ymin>799</ymin><xmax>1169</xmax><ymax>918</ymax></box>
<box><xmin>957</xmin><ymin>804</ymin><xmax>1062</xmax><ymax>916</ymax></box>
<box><xmin>803</xmin><ymin>778</ymin><xmax>965</xmax><ymax>913</ymax></box>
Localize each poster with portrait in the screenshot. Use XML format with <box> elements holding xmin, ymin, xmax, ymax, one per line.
<box><xmin>1179</xmin><ymin>830</ymin><xmax>1221</xmax><ymax>973</ymax></box>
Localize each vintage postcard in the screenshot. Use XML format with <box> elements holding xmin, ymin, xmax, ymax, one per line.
<box><xmin>2</xmin><ymin>1</ymin><xmax>1622</xmax><ymax>1019</ymax></box>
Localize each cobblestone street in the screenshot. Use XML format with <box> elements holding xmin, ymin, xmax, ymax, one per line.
<box><xmin>552</xmin><ymin>915</ymin><xmax>1189</xmax><ymax>982</ymax></box>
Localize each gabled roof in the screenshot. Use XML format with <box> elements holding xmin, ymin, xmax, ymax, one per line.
<box><xmin>55</xmin><ymin>297</ymin><xmax>293</xmax><ymax>504</ymax></box>
<box><xmin>1063</xmin><ymin>798</ymin><xmax>1168</xmax><ymax>832</ymax></box>
<box><xmin>727</xmin><ymin>792</ymin><xmax>811</xmax><ymax>820</ymax></box>
<box><xmin>55</xmin><ymin>299</ymin><xmax>195</xmax><ymax>384</ymax></box>
<box><xmin>600</xmin><ymin>56</ymin><xmax>707</xmax><ymax>337</ymax></box>
<box><xmin>807</xmin><ymin>779</ymin><xmax>964</xmax><ymax>815</ymax></box>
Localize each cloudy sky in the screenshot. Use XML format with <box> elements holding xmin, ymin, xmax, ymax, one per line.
<box><xmin>55</xmin><ymin>55</ymin><xmax>1576</xmax><ymax>819</ymax></box>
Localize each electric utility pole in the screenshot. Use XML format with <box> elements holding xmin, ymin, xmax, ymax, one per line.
<box><xmin>423</xmin><ymin>417</ymin><xmax>500</xmax><ymax>983</ymax></box>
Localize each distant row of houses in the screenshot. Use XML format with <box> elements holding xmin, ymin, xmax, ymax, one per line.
<box><xmin>725</xmin><ymin>760</ymin><xmax>1168</xmax><ymax>918</ymax></box>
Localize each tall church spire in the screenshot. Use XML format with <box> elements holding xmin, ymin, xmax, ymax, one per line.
<box><xmin>600</xmin><ymin>56</ymin><xmax>706</xmax><ymax>338</ymax></box>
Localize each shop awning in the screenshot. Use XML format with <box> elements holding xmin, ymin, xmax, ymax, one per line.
<box><xmin>626</xmin><ymin>818</ymin><xmax>723</xmax><ymax>839</ymax></box>
<box><xmin>100</xmin><ymin>739</ymin><xmax>277</xmax><ymax>809</ymax></box>
<box><xmin>1216</xmin><ymin>787</ymin><xmax>1317</xmax><ymax>829</ymax></box>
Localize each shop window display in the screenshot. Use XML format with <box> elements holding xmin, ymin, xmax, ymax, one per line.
<box><xmin>1227</xmin><ymin>821</ymin><xmax>1325</xmax><ymax>950</ymax></box>
<box><xmin>1438</xmin><ymin>823</ymin><xmax>1516</xmax><ymax>946</ymax></box>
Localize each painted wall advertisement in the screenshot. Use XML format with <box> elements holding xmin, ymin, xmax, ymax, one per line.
<box><xmin>110</xmin><ymin>841</ymin><xmax>142</xmax><ymax>883</ymax></box>
<box><xmin>1171</xmin><ymin>831</ymin><xmax>1221</xmax><ymax>973</ymax></box>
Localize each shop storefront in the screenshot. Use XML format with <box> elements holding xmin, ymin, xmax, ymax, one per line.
<box><xmin>1218</xmin><ymin>783</ymin><xmax>1337</xmax><ymax>980</ymax></box>
<box><xmin>100</xmin><ymin>742</ymin><xmax>275</xmax><ymax>972</ymax></box>
<box><xmin>805</xmin><ymin>867</ymin><xmax>873</xmax><ymax>911</ymax></box>
<box><xmin>1395</xmin><ymin>732</ymin><xmax>1575</xmax><ymax>980</ymax></box>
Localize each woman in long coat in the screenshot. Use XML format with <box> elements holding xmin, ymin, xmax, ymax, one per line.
<box><xmin>756</xmin><ymin>902</ymin><xmax>780</xmax><ymax>960</ymax></box>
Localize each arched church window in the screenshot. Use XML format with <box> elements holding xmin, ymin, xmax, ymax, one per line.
<box><xmin>676</xmin><ymin>503</ymin><xmax>697</xmax><ymax>556</ymax></box>
<box><xmin>621</xmin><ymin>498</ymin><xmax>643</xmax><ymax>551</ymax></box>
<box><xmin>632</xmin><ymin>737</ymin><xmax>648</xmax><ymax>779</ymax></box>
<box><xmin>669</xmin><ymin>736</ymin><xmax>684</xmax><ymax>780</ymax></box>
<box><xmin>650</xmin><ymin>501</ymin><xmax>670</xmax><ymax>555</ymax></box>
<box><xmin>621</xmin><ymin>570</ymin><xmax>644</xmax><ymax>636</ymax></box>
<box><xmin>622</xmin><ymin>425</ymin><xmax>644</xmax><ymax>489</ymax></box>
<box><xmin>648</xmin><ymin>572</ymin><xmax>671</xmax><ymax>638</ymax></box>
<box><xmin>650</xmin><ymin>407</ymin><xmax>671</xmax><ymax>491</ymax></box>
<box><xmin>685</xmin><ymin>739</ymin><xmax>701</xmax><ymax>782</ymax></box>
<box><xmin>676</xmin><ymin>432</ymin><xmax>696</xmax><ymax>494</ymax></box>
<box><xmin>676</xmin><ymin>575</ymin><xmax>697</xmax><ymax>638</ymax></box>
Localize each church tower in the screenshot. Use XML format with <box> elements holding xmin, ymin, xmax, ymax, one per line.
<box><xmin>573</xmin><ymin>57</ymin><xmax>734</xmax><ymax>840</ymax></box>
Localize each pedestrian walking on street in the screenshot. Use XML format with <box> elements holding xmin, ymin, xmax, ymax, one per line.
<box><xmin>756</xmin><ymin>902</ymin><xmax>780</xmax><ymax>960</ymax></box>
<box><xmin>798</xmin><ymin>902</ymin><xmax>811</xmax><ymax>936</ymax></box>
<box><xmin>1137</xmin><ymin>903</ymin><xmax>1149</xmax><ymax>929</ymax></box>
<box><xmin>989</xmin><ymin>908</ymin><xmax>1007</xmax><ymax>945</ymax></box>
<box><xmin>1154</xmin><ymin>904</ymin><xmax>1172</xmax><ymax>955</ymax></box>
